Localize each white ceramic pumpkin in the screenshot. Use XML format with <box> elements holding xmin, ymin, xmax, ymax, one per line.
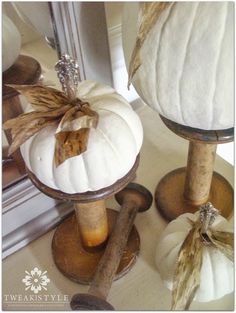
<box><xmin>122</xmin><ymin>2</ymin><xmax>234</xmax><ymax>130</ymax></box>
<box><xmin>21</xmin><ymin>80</ymin><xmax>143</xmax><ymax>194</ymax></box>
<box><xmin>2</xmin><ymin>15</ymin><xmax>21</xmax><ymax>72</ymax></box>
<box><xmin>155</xmin><ymin>212</ymin><xmax>234</xmax><ymax>302</ymax></box>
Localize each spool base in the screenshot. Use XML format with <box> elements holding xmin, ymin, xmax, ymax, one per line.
<box><xmin>52</xmin><ymin>209</ymin><xmax>140</xmax><ymax>284</ymax></box>
<box><xmin>155</xmin><ymin>167</ymin><xmax>233</xmax><ymax>221</ymax></box>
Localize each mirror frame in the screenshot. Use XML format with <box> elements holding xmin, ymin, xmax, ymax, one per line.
<box><xmin>49</xmin><ymin>1</ymin><xmax>113</xmax><ymax>85</ymax></box>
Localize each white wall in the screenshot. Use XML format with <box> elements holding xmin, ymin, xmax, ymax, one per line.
<box><xmin>105</xmin><ymin>2</ymin><xmax>140</xmax><ymax>104</ymax></box>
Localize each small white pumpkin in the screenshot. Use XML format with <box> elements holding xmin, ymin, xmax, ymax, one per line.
<box><xmin>2</xmin><ymin>15</ymin><xmax>21</xmax><ymax>72</ymax></box>
<box><xmin>21</xmin><ymin>80</ymin><xmax>143</xmax><ymax>194</ymax></box>
<box><xmin>122</xmin><ymin>2</ymin><xmax>234</xmax><ymax>130</ymax></box>
<box><xmin>155</xmin><ymin>212</ymin><xmax>234</xmax><ymax>302</ymax></box>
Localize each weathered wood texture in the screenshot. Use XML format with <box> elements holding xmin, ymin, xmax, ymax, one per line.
<box><xmin>70</xmin><ymin>183</ymin><xmax>153</xmax><ymax>310</ymax></box>
<box><xmin>160</xmin><ymin>115</ymin><xmax>234</xmax><ymax>144</ymax></box>
<box><xmin>184</xmin><ymin>142</ymin><xmax>216</xmax><ymax>204</ymax></box>
<box><xmin>155</xmin><ymin>168</ymin><xmax>233</xmax><ymax>221</ymax></box>
<box><xmin>52</xmin><ymin>209</ymin><xmax>140</xmax><ymax>284</ymax></box>
<box><xmin>88</xmin><ymin>200</ymin><xmax>139</xmax><ymax>300</ymax></box>
<box><xmin>75</xmin><ymin>200</ymin><xmax>108</xmax><ymax>248</ymax></box>
<box><xmin>155</xmin><ymin>116</ymin><xmax>234</xmax><ymax>221</ymax></box>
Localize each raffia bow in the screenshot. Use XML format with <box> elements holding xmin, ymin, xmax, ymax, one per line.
<box><xmin>3</xmin><ymin>84</ymin><xmax>98</xmax><ymax>167</ymax></box>
<box><xmin>172</xmin><ymin>203</ymin><xmax>234</xmax><ymax>310</ymax></box>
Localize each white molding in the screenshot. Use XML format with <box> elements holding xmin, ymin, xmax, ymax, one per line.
<box><xmin>107</xmin><ymin>23</ymin><xmax>139</xmax><ymax>103</ymax></box>
<box><xmin>2</xmin><ymin>178</ymin><xmax>73</xmax><ymax>259</ymax></box>
<box><xmin>109</xmin><ymin>24</ymin><xmax>122</xmax><ymax>37</ymax></box>
<box><xmin>107</xmin><ymin>24</ymin><xmax>123</xmax><ymax>70</ymax></box>
<box><xmin>49</xmin><ymin>2</ymin><xmax>113</xmax><ymax>86</ymax></box>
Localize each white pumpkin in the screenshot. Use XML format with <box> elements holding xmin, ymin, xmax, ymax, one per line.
<box><xmin>122</xmin><ymin>2</ymin><xmax>234</xmax><ymax>130</ymax></box>
<box><xmin>2</xmin><ymin>15</ymin><xmax>21</xmax><ymax>72</ymax></box>
<box><xmin>21</xmin><ymin>80</ymin><xmax>143</xmax><ymax>194</ymax></box>
<box><xmin>155</xmin><ymin>212</ymin><xmax>234</xmax><ymax>302</ymax></box>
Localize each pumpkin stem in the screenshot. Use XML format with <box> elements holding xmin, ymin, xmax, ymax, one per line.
<box><xmin>199</xmin><ymin>202</ymin><xmax>219</xmax><ymax>237</ymax></box>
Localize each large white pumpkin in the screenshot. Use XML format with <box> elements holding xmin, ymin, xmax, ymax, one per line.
<box><xmin>155</xmin><ymin>212</ymin><xmax>234</xmax><ymax>302</ymax></box>
<box><xmin>2</xmin><ymin>15</ymin><xmax>21</xmax><ymax>72</ymax></box>
<box><xmin>21</xmin><ymin>80</ymin><xmax>143</xmax><ymax>194</ymax></box>
<box><xmin>122</xmin><ymin>2</ymin><xmax>234</xmax><ymax>130</ymax></box>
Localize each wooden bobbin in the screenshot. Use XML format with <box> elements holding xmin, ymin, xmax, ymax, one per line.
<box><xmin>70</xmin><ymin>183</ymin><xmax>153</xmax><ymax>310</ymax></box>
<box><xmin>155</xmin><ymin>116</ymin><xmax>234</xmax><ymax>221</ymax></box>
<box><xmin>27</xmin><ymin>156</ymin><xmax>140</xmax><ymax>284</ymax></box>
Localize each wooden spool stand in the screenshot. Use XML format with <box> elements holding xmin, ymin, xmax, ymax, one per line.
<box><xmin>27</xmin><ymin>156</ymin><xmax>140</xmax><ymax>284</ymax></box>
<box><xmin>155</xmin><ymin>116</ymin><xmax>234</xmax><ymax>221</ymax></box>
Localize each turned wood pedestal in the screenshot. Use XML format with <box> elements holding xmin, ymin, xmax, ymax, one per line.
<box><xmin>27</xmin><ymin>156</ymin><xmax>140</xmax><ymax>284</ymax></box>
<box><xmin>155</xmin><ymin>116</ymin><xmax>234</xmax><ymax>221</ymax></box>
<box><xmin>3</xmin><ymin>55</ymin><xmax>41</xmax><ymax>186</ymax></box>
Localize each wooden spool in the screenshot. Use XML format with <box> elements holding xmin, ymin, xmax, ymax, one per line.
<box><xmin>155</xmin><ymin>116</ymin><xmax>234</xmax><ymax>221</ymax></box>
<box><xmin>27</xmin><ymin>156</ymin><xmax>140</xmax><ymax>284</ymax></box>
<box><xmin>70</xmin><ymin>182</ymin><xmax>153</xmax><ymax>310</ymax></box>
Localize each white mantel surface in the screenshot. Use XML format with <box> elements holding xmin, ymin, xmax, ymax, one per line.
<box><xmin>2</xmin><ymin>104</ymin><xmax>234</xmax><ymax>311</ymax></box>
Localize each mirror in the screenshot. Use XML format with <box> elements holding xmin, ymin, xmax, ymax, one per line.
<box><xmin>2</xmin><ymin>1</ymin><xmax>113</xmax><ymax>190</ymax></box>
<box><xmin>2</xmin><ymin>2</ymin><xmax>58</xmax><ymax>189</ymax></box>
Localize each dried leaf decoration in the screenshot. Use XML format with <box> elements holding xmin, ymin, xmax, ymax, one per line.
<box><xmin>207</xmin><ymin>230</ymin><xmax>234</xmax><ymax>262</ymax></box>
<box><xmin>128</xmin><ymin>2</ymin><xmax>172</xmax><ymax>88</ymax></box>
<box><xmin>171</xmin><ymin>209</ymin><xmax>234</xmax><ymax>310</ymax></box>
<box><xmin>171</xmin><ymin>222</ymin><xmax>203</xmax><ymax>310</ymax></box>
<box><xmin>7</xmin><ymin>84</ymin><xmax>70</xmax><ymax>111</ymax></box>
<box><xmin>54</xmin><ymin>129</ymin><xmax>90</xmax><ymax>167</ymax></box>
<box><xmin>3</xmin><ymin>84</ymin><xmax>99</xmax><ymax>167</ymax></box>
<box><xmin>54</xmin><ymin>103</ymin><xmax>98</xmax><ymax>166</ymax></box>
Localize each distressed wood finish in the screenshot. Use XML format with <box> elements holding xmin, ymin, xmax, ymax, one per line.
<box><xmin>74</xmin><ymin>200</ymin><xmax>108</xmax><ymax>248</ymax></box>
<box><xmin>155</xmin><ymin>117</ymin><xmax>234</xmax><ymax>221</ymax></box>
<box><xmin>156</xmin><ymin>168</ymin><xmax>233</xmax><ymax>221</ymax></box>
<box><xmin>184</xmin><ymin>142</ymin><xmax>216</xmax><ymax>205</ymax></box>
<box><xmin>52</xmin><ymin>209</ymin><xmax>140</xmax><ymax>284</ymax></box>
<box><xmin>160</xmin><ymin>115</ymin><xmax>234</xmax><ymax>144</ymax></box>
<box><xmin>70</xmin><ymin>183</ymin><xmax>153</xmax><ymax>310</ymax></box>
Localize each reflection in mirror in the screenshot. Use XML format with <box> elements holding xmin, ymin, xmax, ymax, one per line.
<box><xmin>2</xmin><ymin>2</ymin><xmax>114</xmax><ymax>258</ymax></box>
<box><xmin>2</xmin><ymin>2</ymin><xmax>114</xmax><ymax>190</ymax></box>
<box><xmin>2</xmin><ymin>2</ymin><xmax>59</xmax><ymax>189</ymax></box>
